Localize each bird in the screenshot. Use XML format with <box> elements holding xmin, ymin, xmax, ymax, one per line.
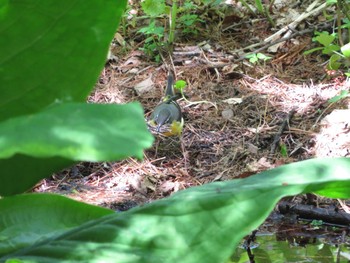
<box><xmin>149</xmin><ymin>72</ymin><xmax>184</xmax><ymax>136</ymax></box>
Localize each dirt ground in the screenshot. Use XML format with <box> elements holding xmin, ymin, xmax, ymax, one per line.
<box><xmin>34</xmin><ymin>1</ymin><xmax>350</xmax><ymax>213</ymax></box>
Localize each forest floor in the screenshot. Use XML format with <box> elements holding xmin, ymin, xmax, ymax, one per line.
<box><xmin>35</xmin><ymin>1</ymin><xmax>350</xmax><ymax>217</ymax></box>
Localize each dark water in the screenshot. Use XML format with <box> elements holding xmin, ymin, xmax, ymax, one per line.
<box><xmin>230</xmin><ymin>219</ymin><xmax>350</xmax><ymax>263</ymax></box>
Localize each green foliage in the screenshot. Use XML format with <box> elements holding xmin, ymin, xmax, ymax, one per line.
<box><xmin>2</xmin><ymin>1</ymin><xmax>350</xmax><ymax>263</ymax></box>
<box><xmin>254</xmin><ymin>0</ymin><xmax>264</xmax><ymax>14</ymax></box>
<box><xmin>0</xmin><ymin>102</ymin><xmax>151</xmax><ymax>196</ymax></box>
<box><xmin>201</xmin><ymin>0</ymin><xmax>223</xmax><ymax>5</ymax></box>
<box><xmin>246</xmin><ymin>52</ymin><xmax>272</xmax><ymax>64</ymax></box>
<box><xmin>137</xmin><ymin>0</ymin><xmax>168</xmax><ymax>60</ymax></box>
<box><xmin>279</xmin><ymin>142</ymin><xmax>288</xmax><ymax>158</ymax></box>
<box><xmin>237</xmin><ymin>0</ymin><xmax>275</xmax><ymax>25</ymax></box>
<box><xmin>0</xmin><ymin>103</ymin><xmax>149</xmax><ymax>161</ymax></box>
<box><xmin>305</xmin><ymin>0</ymin><xmax>350</xmax><ymax>74</ymax></box>
<box><xmin>0</xmin><ymin>0</ymin><xmax>153</xmax><ymax>196</ymax></box>
<box><xmin>304</xmin><ymin>31</ymin><xmax>350</xmax><ymax>70</ymax></box>
<box><xmin>304</xmin><ymin>31</ymin><xmax>339</xmax><ymax>55</ymax></box>
<box><xmin>0</xmin><ymin>194</ymin><xmax>114</xmax><ymax>256</ymax></box>
<box><xmin>141</xmin><ymin>0</ymin><xmax>166</xmax><ymax>17</ymax></box>
<box><xmin>2</xmin><ymin>158</ymin><xmax>350</xmax><ymax>262</ymax></box>
<box><xmin>341</xmin><ymin>42</ymin><xmax>350</xmax><ymax>58</ymax></box>
<box><xmin>138</xmin><ymin>20</ymin><xmax>165</xmax><ymax>62</ymax></box>
<box><xmin>137</xmin><ymin>0</ymin><xmax>207</xmax><ymax>59</ymax></box>
<box><xmin>177</xmin><ymin>1</ymin><xmax>204</xmax><ymax>35</ymax></box>
<box><xmin>0</xmin><ymin>0</ymin><xmax>123</xmax><ymax>121</ymax></box>
<box><xmin>340</xmin><ymin>18</ymin><xmax>350</xmax><ymax>31</ymax></box>
<box><xmin>310</xmin><ymin>219</ymin><xmax>324</xmax><ymax>227</ymax></box>
<box><xmin>174</xmin><ymin>79</ymin><xmax>187</xmax><ymax>91</ymax></box>
<box><xmin>178</xmin><ymin>13</ymin><xmax>204</xmax><ymax>34</ymax></box>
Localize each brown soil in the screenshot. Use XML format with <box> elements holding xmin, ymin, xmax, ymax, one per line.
<box><xmin>34</xmin><ymin>2</ymin><xmax>350</xmax><ymax>214</ymax></box>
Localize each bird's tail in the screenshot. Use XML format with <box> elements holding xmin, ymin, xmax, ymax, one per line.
<box><xmin>164</xmin><ymin>72</ymin><xmax>174</xmax><ymax>99</ymax></box>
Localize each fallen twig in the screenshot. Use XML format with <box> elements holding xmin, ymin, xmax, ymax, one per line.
<box><xmin>278</xmin><ymin>201</ymin><xmax>350</xmax><ymax>226</ymax></box>
<box><xmin>269</xmin><ymin>108</ymin><xmax>296</xmax><ymax>157</ymax></box>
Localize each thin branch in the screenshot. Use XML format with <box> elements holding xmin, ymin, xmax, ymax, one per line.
<box><xmin>269</xmin><ymin>108</ymin><xmax>296</xmax><ymax>157</ymax></box>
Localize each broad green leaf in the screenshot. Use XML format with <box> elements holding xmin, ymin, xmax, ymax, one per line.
<box><xmin>0</xmin><ymin>155</ymin><xmax>74</xmax><ymax>196</ymax></box>
<box><xmin>341</xmin><ymin>18</ymin><xmax>350</xmax><ymax>29</ymax></box>
<box><xmin>0</xmin><ymin>102</ymin><xmax>152</xmax><ymax>161</ymax></box>
<box><xmin>341</xmin><ymin>42</ymin><xmax>350</xmax><ymax>58</ymax></box>
<box><xmin>175</xmin><ymin>80</ymin><xmax>187</xmax><ymax>91</ymax></box>
<box><xmin>0</xmin><ymin>0</ymin><xmax>127</xmax><ymax>122</ymax></box>
<box><xmin>246</xmin><ymin>53</ymin><xmax>258</xmax><ymax>63</ymax></box>
<box><xmin>141</xmin><ymin>0</ymin><xmax>166</xmax><ymax>17</ymax></box>
<box><xmin>323</xmin><ymin>44</ymin><xmax>340</xmax><ymax>55</ymax></box>
<box><xmin>314</xmin><ymin>31</ymin><xmax>336</xmax><ymax>47</ymax></box>
<box><xmin>0</xmin><ymin>102</ymin><xmax>154</xmax><ymax>196</ymax></box>
<box><xmin>0</xmin><ymin>194</ymin><xmax>113</xmax><ymax>256</ymax></box>
<box><xmin>1</xmin><ymin>158</ymin><xmax>350</xmax><ymax>263</ymax></box>
<box><xmin>328</xmin><ymin>53</ymin><xmax>341</xmax><ymax>69</ymax></box>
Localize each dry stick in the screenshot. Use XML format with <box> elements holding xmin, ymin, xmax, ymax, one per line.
<box><xmin>198</xmin><ymin>25</ymin><xmax>326</xmax><ymax>68</ymax></box>
<box><xmin>182</xmin><ymin>1</ymin><xmax>328</xmax><ymax>69</ymax></box>
<box><xmin>337</xmin><ymin>199</ymin><xmax>350</xmax><ymax>213</ymax></box>
<box><xmin>269</xmin><ymin>108</ymin><xmax>296</xmax><ymax>157</ymax></box>
<box><xmin>264</xmin><ymin>0</ymin><xmax>327</xmax><ymax>43</ymax></box>
<box><xmin>312</xmin><ymin>100</ymin><xmax>336</xmax><ymax>129</ymax></box>
<box><xmin>231</xmin><ymin>1</ymin><xmax>328</xmax><ymax>62</ymax></box>
<box><xmin>168</xmin><ymin>53</ymin><xmax>175</xmax><ymax>73</ymax></box>
<box><xmin>232</xmin><ymin>23</ymin><xmax>319</xmax><ymax>55</ymax></box>
<box><xmin>201</xmin><ymin>49</ymin><xmax>220</xmax><ymax>81</ymax></box>
<box><xmin>278</xmin><ymin>201</ymin><xmax>350</xmax><ymax>226</ymax></box>
<box><xmin>243</xmin><ymin>230</ymin><xmax>258</xmax><ymax>263</ymax></box>
<box><xmin>338</xmin><ymin>230</ymin><xmax>348</xmax><ymax>261</ymax></box>
<box><xmin>173</xmin><ymin>49</ymin><xmax>201</xmax><ymax>56</ymax></box>
<box><xmin>234</xmin><ymin>28</ymin><xmax>315</xmax><ymax>62</ymax></box>
<box><xmin>119</xmin><ymin>65</ymin><xmax>153</xmax><ymax>85</ymax></box>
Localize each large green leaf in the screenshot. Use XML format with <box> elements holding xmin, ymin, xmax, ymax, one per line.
<box><xmin>0</xmin><ymin>194</ymin><xmax>114</xmax><ymax>256</ymax></box>
<box><xmin>1</xmin><ymin>158</ymin><xmax>350</xmax><ymax>262</ymax></box>
<box><xmin>0</xmin><ymin>155</ymin><xmax>74</xmax><ymax>196</ymax></box>
<box><xmin>0</xmin><ymin>102</ymin><xmax>151</xmax><ymax>160</ymax></box>
<box><xmin>0</xmin><ymin>0</ymin><xmax>155</xmax><ymax>197</ymax></box>
<box><xmin>0</xmin><ymin>102</ymin><xmax>154</xmax><ymax>196</ymax></box>
<box><xmin>0</xmin><ymin>0</ymin><xmax>127</xmax><ymax>121</ymax></box>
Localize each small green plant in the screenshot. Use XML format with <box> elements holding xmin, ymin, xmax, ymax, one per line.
<box><xmin>310</xmin><ymin>219</ymin><xmax>324</xmax><ymax>227</ymax></box>
<box><xmin>174</xmin><ymin>79</ymin><xmax>218</xmax><ymax>110</ymax></box>
<box><xmin>137</xmin><ymin>0</ymin><xmax>208</xmax><ymax>60</ymax></box>
<box><xmin>246</xmin><ymin>52</ymin><xmax>272</xmax><ymax>64</ymax></box>
<box><xmin>176</xmin><ymin>1</ymin><xmax>204</xmax><ymax>35</ymax></box>
<box><xmin>237</xmin><ymin>0</ymin><xmax>275</xmax><ymax>26</ymax></box>
<box><xmin>305</xmin><ymin>0</ymin><xmax>350</xmax><ymax>74</ymax></box>
<box><xmin>138</xmin><ymin>20</ymin><xmax>165</xmax><ymax>62</ymax></box>
<box><xmin>304</xmin><ymin>31</ymin><xmax>350</xmax><ymax>71</ymax></box>
<box><xmin>304</xmin><ymin>31</ymin><xmax>340</xmax><ymax>55</ymax></box>
<box><xmin>178</xmin><ymin>13</ymin><xmax>203</xmax><ymax>35</ymax></box>
<box><xmin>280</xmin><ymin>142</ymin><xmax>288</xmax><ymax>158</ymax></box>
